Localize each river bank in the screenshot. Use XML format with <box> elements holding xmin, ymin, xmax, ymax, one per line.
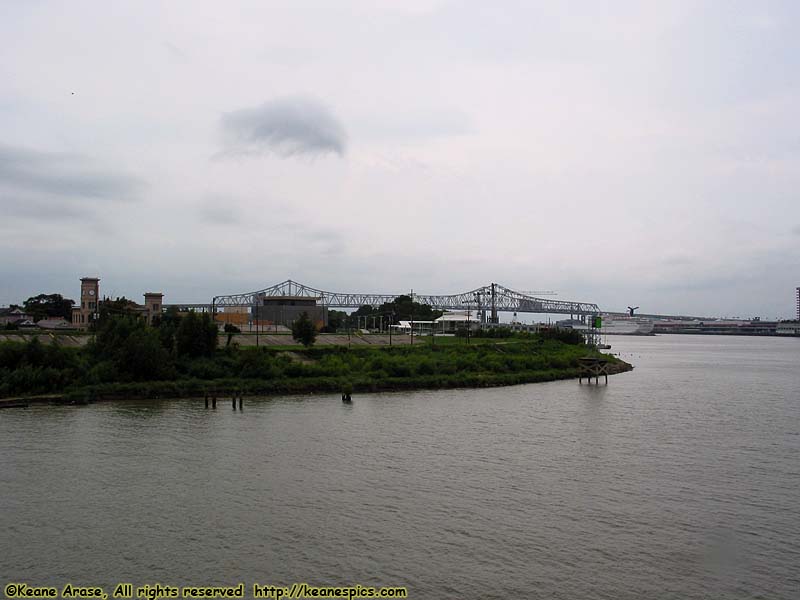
<box><xmin>0</xmin><ymin>337</ymin><xmax>631</xmax><ymax>404</ymax></box>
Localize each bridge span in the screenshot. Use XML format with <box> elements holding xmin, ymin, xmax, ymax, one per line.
<box><xmin>209</xmin><ymin>280</ymin><xmax>600</xmax><ymax>319</ymax></box>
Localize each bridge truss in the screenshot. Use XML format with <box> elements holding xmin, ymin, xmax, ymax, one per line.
<box><xmin>212</xmin><ymin>280</ymin><xmax>600</xmax><ymax>317</ymax></box>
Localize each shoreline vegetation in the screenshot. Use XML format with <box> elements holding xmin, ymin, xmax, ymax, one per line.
<box><xmin>0</xmin><ymin>313</ymin><xmax>632</xmax><ymax>406</ymax></box>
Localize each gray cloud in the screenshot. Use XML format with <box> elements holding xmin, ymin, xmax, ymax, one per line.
<box><xmin>660</xmin><ymin>254</ymin><xmax>695</xmax><ymax>266</ymax></box>
<box><xmin>197</xmin><ymin>200</ymin><xmax>242</xmax><ymax>226</ymax></box>
<box><xmin>792</xmin><ymin>224</ymin><xmax>800</xmax><ymax>236</ymax></box>
<box><xmin>220</xmin><ymin>96</ymin><xmax>346</xmax><ymax>158</ymax></box>
<box><xmin>0</xmin><ymin>144</ymin><xmax>144</xmax><ymax>220</ymax></box>
<box><xmin>0</xmin><ymin>193</ymin><xmax>88</xmax><ymax>220</ymax></box>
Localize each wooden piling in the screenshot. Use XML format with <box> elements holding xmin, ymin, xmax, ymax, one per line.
<box><xmin>578</xmin><ymin>357</ymin><xmax>611</xmax><ymax>386</ymax></box>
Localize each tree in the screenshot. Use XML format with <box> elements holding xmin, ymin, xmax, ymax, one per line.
<box><xmin>154</xmin><ymin>306</ymin><xmax>182</xmax><ymax>352</ymax></box>
<box><xmin>175</xmin><ymin>311</ymin><xmax>218</xmax><ymax>357</ymax></box>
<box><xmin>98</xmin><ymin>297</ymin><xmax>139</xmax><ymax>321</ymax></box>
<box><xmin>291</xmin><ymin>312</ymin><xmax>317</xmax><ymax>347</ymax></box>
<box><xmin>88</xmin><ymin>314</ymin><xmax>170</xmax><ymax>380</ymax></box>
<box><xmin>353</xmin><ymin>295</ymin><xmax>442</xmax><ymax>324</ymax></box>
<box><xmin>91</xmin><ymin>315</ymin><xmax>143</xmax><ymax>359</ymax></box>
<box><xmin>224</xmin><ymin>323</ymin><xmax>241</xmax><ymax>347</ymax></box>
<box><xmin>23</xmin><ymin>293</ymin><xmax>74</xmax><ymax>321</ymax></box>
<box><xmin>119</xmin><ymin>328</ymin><xmax>170</xmax><ymax>380</ymax></box>
<box><xmin>324</xmin><ymin>309</ymin><xmax>347</xmax><ymax>332</ymax></box>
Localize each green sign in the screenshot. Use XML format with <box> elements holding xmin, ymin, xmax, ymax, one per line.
<box><xmin>593</xmin><ymin>316</ymin><xmax>602</xmax><ymax>329</ymax></box>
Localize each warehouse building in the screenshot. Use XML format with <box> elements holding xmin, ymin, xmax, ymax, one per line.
<box><xmin>252</xmin><ymin>294</ymin><xmax>327</xmax><ymax>329</ymax></box>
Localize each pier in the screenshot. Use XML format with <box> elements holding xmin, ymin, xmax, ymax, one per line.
<box><xmin>578</xmin><ymin>357</ymin><xmax>611</xmax><ymax>385</ymax></box>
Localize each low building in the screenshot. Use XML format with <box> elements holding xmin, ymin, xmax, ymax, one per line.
<box><xmin>391</xmin><ymin>320</ymin><xmax>436</xmax><ymax>334</ymax></box>
<box><xmin>434</xmin><ymin>311</ymin><xmax>479</xmax><ymax>334</ymax></box>
<box><xmin>36</xmin><ymin>318</ymin><xmax>73</xmax><ymax>330</ymax></box>
<box><xmin>0</xmin><ymin>308</ymin><xmax>33</xmax><ymax>327</ymax></box>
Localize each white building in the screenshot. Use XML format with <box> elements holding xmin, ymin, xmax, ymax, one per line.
<box><xmin>434</xmin><ymin>311</ymin><xmax>480</xmax><ymax>334</ymax></box>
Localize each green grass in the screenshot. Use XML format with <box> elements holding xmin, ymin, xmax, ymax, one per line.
<box><xmin>1</xmin><ymin>335</ymin><xmax>630</xmax><ymax>401</ymax></box>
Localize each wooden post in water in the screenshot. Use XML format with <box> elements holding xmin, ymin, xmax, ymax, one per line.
<box><xmin>578</xmin><ymin>357</ymin><xmax>610</xmax><ymax>386</ymax></box>
<box><xmin>212</xmin><ymin>396</ymin><xmax>217</xmax><ymax>408</ymax></box>
<box><xmin>238</xmin><ymin>396</ymin><xmax>243</xmax><ymax>410</ymax></box>
<box><xmin>205</xmin><ymin>394</ymin><xmax>209</xmax><ymax>408</ymax></box>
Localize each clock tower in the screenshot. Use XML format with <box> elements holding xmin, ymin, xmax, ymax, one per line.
<box><xmin>72</xmin><ymin>277</ymin><xmax>100</xmax><ymax>328</ymax></box>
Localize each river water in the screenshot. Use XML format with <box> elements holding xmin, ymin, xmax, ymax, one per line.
<box><xmin>1</xmin><ymin>335</ymin><xmax>798</xmax><ymax>599</ymax></box>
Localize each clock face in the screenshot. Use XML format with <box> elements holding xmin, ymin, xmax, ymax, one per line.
<box><xmin>88</xmin><ymin>290</ymin><xmax>95</xmax><ymax>296</ymax></box>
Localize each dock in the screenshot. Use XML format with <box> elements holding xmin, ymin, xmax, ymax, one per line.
<box><xmin>578</xmin><ymin>357</ymin><xmax>611</xmax><ymax>385</ymax></box>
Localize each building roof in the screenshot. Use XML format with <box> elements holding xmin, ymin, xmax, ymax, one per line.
<box><xmin>435</xmin><ymin>311</ymin><xmax>478</xmax><ymax>323</ymax></box>
<box><xmin>36</xmin><ymin>318</ymin><xmax>72</xmax><ymax>329</ymax></box>
<box><xmin>396</xmin><ymin>320</ymin><xmax>435</xmax><ymax>327</ymax></box>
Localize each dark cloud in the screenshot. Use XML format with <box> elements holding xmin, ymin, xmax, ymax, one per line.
<box><xmin>220</xmin><ymin>96</ymin><xmax>346</xmax><ymax>158</ymax></box>
<box><xmin>0</xmin><ymin>144</ymin><xmax>144</xmax><ymax>220</ymax></box>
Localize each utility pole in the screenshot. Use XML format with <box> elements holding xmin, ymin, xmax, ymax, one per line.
<box><xmin>410</xmin><ymin>288</ymin><xmax>414</xmax><ymax>346</ymax></box>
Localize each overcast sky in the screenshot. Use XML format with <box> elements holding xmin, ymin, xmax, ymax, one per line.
<box><xmin>1</xmin><ymin>0</ymin><xmax>799</xmax><ymax>319</ymax></box>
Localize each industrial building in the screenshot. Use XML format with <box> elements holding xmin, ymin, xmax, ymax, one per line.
<box><xmin>251</xmin><ymin>294</ymin><xmax>327</xmax><ymax>330</ymax></box>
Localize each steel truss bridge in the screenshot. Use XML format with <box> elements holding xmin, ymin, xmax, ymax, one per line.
<box><xmin>211</xmin><ymin>280</ymin><xmax>600</xmax><ymax>318</ymax></box>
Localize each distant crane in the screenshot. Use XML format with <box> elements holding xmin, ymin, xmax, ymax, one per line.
<box><xmin>628</xmin><ymin>306</ymin><xmax>640</xmax><ymax>317</ymax></box>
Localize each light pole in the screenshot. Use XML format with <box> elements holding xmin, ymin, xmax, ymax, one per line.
<box><xmin>410</xmin><ymin>288</ymin><xmax>414</xmax><ymax>346</ymax></box>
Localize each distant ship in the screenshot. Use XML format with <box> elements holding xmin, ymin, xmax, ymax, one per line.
<box><xmin>600</xmin><ymin>315</ymin><xmax>654</xmax><ymax>335</ymax></box>
<box><xmin>556</xmin><ymin>315</ymin><xmax>655</xmax><ymax>335</ymax></box>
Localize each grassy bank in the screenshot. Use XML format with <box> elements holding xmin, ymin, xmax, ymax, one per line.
<box><xmin>0</xmin><ymin>333</ymin><xmax>631</xmax><ymax>402</ymax></box>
